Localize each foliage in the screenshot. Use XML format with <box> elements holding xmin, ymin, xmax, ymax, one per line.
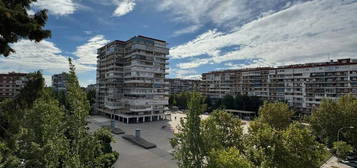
<box><xmin>281</xmin><ymin>123</ymin><xmax>327</xmax><ymax>168</ymax></box>
<box><xmin>169</xmin><ymin>91</ymin><xmax>201</xmax><ymax>110</ymax></box>
<box><xmin>87</xmin><ymin>89</ymin><xmax>96</xmax><ymax>114</ymax></box>
<box><xmin>170</xmin><ymin>92</ymin><xmax>206</xmax><ymax>168</ymax></box>
<box><xmin>332</xmin><ymin>141</ymin><xmax>353</xmax><ymax>160</ymax></box>
<box><xmin>258</xmin><ymin>102</ymin><xmax>294</xmax><ymax>130</ymax></box>
<box><xmin>0</xmin><ymin>0</ymin><xmax>51</xmax><ymax>56</ymax></box>
<box><xmin>0</xmin><ymin>60</ymin><xmax>118</xmax><ymax>167</ymax></box>
<box><xmin>309</xmin><ymin>95</ymin><xmax>357</xmax><ymax>149</ymax></box>
<box><xmin>0</xmin><ymin>72</ymin><xmax>44</xmax><ymax>150</ymax></box>
<box><xmin>234</xmin><ymin>94</ymin><xmax>263</xmax><ymax>112</ymax></box>
<box><xmin>208</xmin><ymin>148</ymin><xmax>252</xmax><ymax>168</ymax></box>
<box><xmin>18</xmin><ymin>91</ymin><xmax>67</xmax><ymax>168</ymax></box>
<box><xmin>171</xmin><ymin>99</ymin><xmax>327</xmax><ymax>168</ymax></box>
<box><xmin>169</xmin><ymin>93</ymin><xmax>263</xmax><ymax>113</ymax></box>
<box><xmin>222</xmin><ymin>95</ymin><xmax>235</xmax><ymax>109</ymax></box>
<box><xmin>201</xmin><ymin>110</ymin><xmax>244</xmax><ymax>152</ymax></box>
<box><xmin>246</xmin><ymin>122</ymin><xmax>327</xmax><ymax>168</ymax></box>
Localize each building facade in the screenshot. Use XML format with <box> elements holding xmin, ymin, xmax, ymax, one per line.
<box><xmin>52</xmin><ymin>72</ymin><xmax>68</xmax><ymax>91</ymax></box>
<box><xmin>167</xmin><ymin>78</ymin><xmax>201</xmax><ymax>94</ymax></box>
<box><xmin>201</xmin><ymin>59</ymin><xmax>357</xmax><ymax>114</ymax></box>
<box><xmin>0</xmin><ymin>72</ymin><xmax>27</xmax><ymax>99</ymax></box>
<box><xmin>96</xmin><ymin>35</ymin><xmax>169</xmax><ymax>123</ymax></box>
<box><xmin>201</xmin><ymin>70</ymin><xmax>237</xmax><ymax>99</ymax></box>
<box><xmin>86</xmin><ymin>84</ymin><xmax>96</xmax><ymax>92</ymax></box>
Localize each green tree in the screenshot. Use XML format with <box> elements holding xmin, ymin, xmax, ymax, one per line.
<box><xmin>170</xmin><ymin>92</ymin><xmax>205</xmax><ymax>168</ymax></box>
<box><xmin>208</xmin><ymin>148</ymin><xmax>252</xmax><ymax>168</ymax></box>
<box><xmin>333</xmin><ymin>141</ymin><xmax>353</xmax><ymax>160</ymax></box>
<box><xmin>247</xmin><ymin>96</ymin><xmax>263</xmax><ymax>112</ymax></box>
<box><xmin>246</xmin><ymin>122</ymin><xmax>326</xmax><ymax>168</ymax></box>
<box><xmin>234</xmin><ymin>94</ymin><xmax>244</xmax><ymax>110</ymax></box>
<box><xmin>86</xmin><ymin>89</ymin><xmax>96</xmax><ymax>114</ymax></box>
<box><xmin>258</xmin><ymin>102</ymin><xmax>294</xmax><ymax>130</ymax></box>
<box><xmin>245</xmin><ymin>121</ymin><xmax>288</xmax><ymax>168</ymax></box>
<box><xmin>310</xmin><ymin>95</ymin><xmax>357</xmax><ymax>149</ymax></box>
<box><xmin>18</xmin><ymin>90</ymin><xmax>67</xmax><ymax>168</ymax></box>
<box><xmin>61</xmin><ymin>58</ymin><xmax>118</xmax><ymax>167</ymax></box>
<box><xmin>222</xmin><ymin>95</ymin><xmax>235</xmax><ymax>109</ymax></box>
<box><xmin>0</xmin><ymin>0</ymin><xmax>51</xmax><ymax>56</ymax></box>
<box><xmin>201</xmin><ymin>110</ymin><xmax>244</xmax><ymax>151</ymax></box>
<box><xmin>0</xmin><ymin>63</ymin><xmax>118</xmax><ymax>167</ymax></box>
<box><xmin>0</xmin><ymin>72</ymin><xmax>44</xmax><ymax>151</ymax></box>
<box><xmin>282</xmin><ymin>122</ymin><xmax>327</xmax><ymax>168</ymax></box>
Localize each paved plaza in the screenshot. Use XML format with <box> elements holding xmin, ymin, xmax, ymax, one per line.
<box><xmin>321</xmin><ymin>156</ymin><xmax>356</xmax><ymax>168</ymax></box>
<box><xmin>87</xmin><ymin>113</ymin><xmax>249</xmax><ymax>168</ymax></box>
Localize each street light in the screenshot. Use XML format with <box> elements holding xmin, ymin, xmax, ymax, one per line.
<box><xmin>337</xmin><ymin>126</ymin><xmax>354</xmax><ymax>142</ymax></box>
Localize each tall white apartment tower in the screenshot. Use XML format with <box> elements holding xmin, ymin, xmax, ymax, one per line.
<box><xmin>96</xmin><ymin>36</ymin><xmax>169</xmax><ymax>123</ymax></box>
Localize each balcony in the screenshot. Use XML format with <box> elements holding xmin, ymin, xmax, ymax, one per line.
<box><xmin>130</xmin><ymin>107</ymin><xmax>153</xmax><ymax>112</ymax></box>
<box><xmin>125</xmin><ymin>99</ymin><xmax>151</xmax><ymax>106</ymax></box>
<box><xmin>151</xmin><ymin>100</ymin><xmax>169</xmax><ymax>105</ymax></box>
<box><xmin>124</xmin><ymin>80</ymin><xmax>153</xmax><ymax>84</ymax></box>
<box><xmin>104</xmin><ymin>101</ymin><xmax>122</xmax><ymax>109</ymax></box>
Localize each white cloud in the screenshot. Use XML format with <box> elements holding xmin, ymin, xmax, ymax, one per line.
<box><xmin>26</xmin><ymin>9</ymin><xmax>35</xmax><ymax>15</ymax></box>
<box><xmin>42</xmin><ymin>75</ymin><xmax>52</xmax><ymax>87</ymax></box>
<box><xmin>113</xmin><ymin>0</ymin><xmax>136</xmax><ymax>17</ymax></box>
<box><xmin>74</xmin><ymin>35</ymin><xmax>110</xmax><ymax>65</ymax></box>
<box><xmin>173</xmin><ymin>25</ymin><xmax>201</xmax><ymax>36</ymax></box>
<box><xmin>170</xmin><ymin>0</ymin><xmax>357</xmax><ymax>69</ymax></box>
<box><xmin>156</xmin><ymin>0</ymin><xmax>304</xmax><ymax>27</ymax></box>
<box><xmin>171</xmin><ymin>69</ymin><xmax>201</xmax><ymax>79</ymax></box>
<box><xmin>176</xmin><ymin>58</ymin><xmax>211</xmax><ymax>69</ymax></box>
<box><xmin>0</xmin><ymin>40</ymin><xmax>95</xmax><ymax>85</ymax></box>
<box><xmin>33</xmin><ymin>0</ymin><xmax>76</xmax><ymax>15</ymax></box>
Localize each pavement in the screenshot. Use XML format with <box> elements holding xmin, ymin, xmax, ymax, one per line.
<box><xmin>88</xmin><ymin>115</ymin><xmax>177</xmax><ymax>168</ymax></box>
<box><xmin>87</xmin><ymin>112</ymin><xmax>250</xmax><ymax>168</ymax></box>
<box><xmin>320</xmin><ymin>156</ymin><xmax>356</xmax><ymax>168</ymax></box>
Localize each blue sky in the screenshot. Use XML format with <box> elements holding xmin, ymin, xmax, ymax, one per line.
<box><xmin>1</xmin><ymin>0</ymin><xmax>357</xmax><ymax>86</ymax></box>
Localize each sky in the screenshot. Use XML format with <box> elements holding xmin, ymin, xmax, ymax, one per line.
<box><xmin>1</xmin><ymin>0</ymin><xmax>357</xmax><ymax>86</ymax></box>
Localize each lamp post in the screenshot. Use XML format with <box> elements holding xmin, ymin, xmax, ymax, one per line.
<box><xmin>337</xmin><ymin>126</ymin><xmax>354</xmax><ymax>142</ymax></box>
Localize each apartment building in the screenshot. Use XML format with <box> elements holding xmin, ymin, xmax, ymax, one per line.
<box><xmin>52</xmin><ymin>72</ymin><xmax>68</xmax><ymax>91</ymax></box>
<box><xmin>96</xmin><ymin>35</ymin><xmax>169</xmax><ymax>123</ymax></box>
<box><xmin>201</xmin><ymin>70</ymin><xmax>237</xmax><ymax>99</ymax></box>
<box><xmin>86</xmin><ymin>84</ymin><xmax>96</xmax><ymax>92</ymax></box>
<box><xmin>0</xmin><ymin>72</ymin><xmax>27</xmax><ymax>99</ymax></box>
<box><xmin>202</xmin><ymin>59</ymin><xmax>357</xmax><ymax>114</ymax></box>
<box><xmin>167</xmin><ymin>78</ymin><xmax>201</xmax><ymax>94</ymax></box>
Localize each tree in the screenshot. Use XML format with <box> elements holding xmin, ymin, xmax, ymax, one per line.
<box><xmin>246</xmin><ymin>122</ymin><xmax>327</xmax><ymax>168</ymax></box>
<box><xmin>86</xmin><ymin>89</ymin><xmax>96</xmax><ymax>114</ymax></box>
<box><xmin>61</xmin><ymin>58</ymin><xmax>118</xmax><ymax>167</ymax></box>
<box><xmin>0</xmin><ymin>72</ymin><xmax>44</xmax><ymax>151</ymax></box>
<box><xmin>208</xmin><ymin>148</ymin><xmax>252</xmax><ymax>168</ymax></box>
<box><xmin>258</xmin><ymin>102</ymin><xmax>294</xmax><ymax>130</ymax></box>
<box><xmin>309</xmin><ymin>95</ymin><xmax>357</xmax><ymax>149</ymax></box>
<box><xmin>282</xmin><ymin>122</ymin><xmax>327</xmax><ymax>168</ymax></box>
<box><xmin>245</xmin><ymin>121</ymin><xmax>288</xmax><ymax>168</ymax></box>
<box><xmin>0</xmin><ymin>0</ymin><xmax>51</xmax><ymax>56</ymax></box>
<box><xmin>18</xmin><ymin>90</ymin><xmax>67</xmax><ymax>168</ymax></box>
<box><xmin>222</xmin><ymin>95</ymin><xmax>235</xmax><ymax>109</ymax></box>
<box><xmin>0</xmin><ymin>62</ymin><xmax>119</xmax><ymax>167</ymax></box>
<box><xmin>233</xmin><ymin>94</ymin><xmax>242</xmax><ymax>110</ymax></box>
<box><xmin>246</xmin><ymin>96</ymin><xmax>263</xmax><ymax>112</ymax></box>
<box><xmin>333</xmin><ymin>141</ymin><xmax>353</xmax><ymax>160</ymax></box>
<box><xmin>201</xmin><ymin>110</ymin><xmax>244</xmax><ymax>151</ymax></box>
<box><xmin>170</xmin><ymin>92</ymin><xmax>205</xmax><ymax>168</ymax></box>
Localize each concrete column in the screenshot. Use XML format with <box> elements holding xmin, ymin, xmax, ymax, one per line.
<box><xmin>150</xmin><ymin>116</ymin><xmax>153</xmax><ymax>122</ymax></box>
<box><xmin>136</xmin><ymin>117</ymin><xmax>139</xmax><ymax>123</ymax></box>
